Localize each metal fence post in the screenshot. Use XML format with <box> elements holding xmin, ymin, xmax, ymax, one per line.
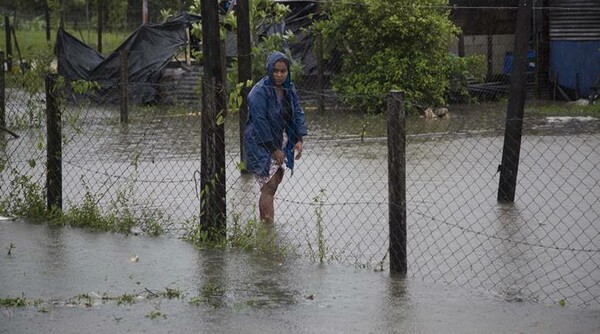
<box><xmin>387</xmin><ymin>90</ymin><xmax>407</xmax><ymax>274</ymax></box>
<box><xmin>120</xmin><ymin>49</ymin><xmax>129</xmax><ymax>123</ymax></box>
<box><xmin>46</xmin><ymin>74</ymin><xmax>62</xmax><ymax>211</ymax></box>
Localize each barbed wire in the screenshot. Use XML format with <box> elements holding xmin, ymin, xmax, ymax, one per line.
<box><xmin>414</xmin><ymin>210</ymin><xmax>600</xmax><ymax>254</ymax></box>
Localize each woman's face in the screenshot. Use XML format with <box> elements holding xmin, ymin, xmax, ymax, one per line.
<box><xmin>273</xmin><ymin>60</ymin><xmax>288</xmax><ymax>87</ymax></box>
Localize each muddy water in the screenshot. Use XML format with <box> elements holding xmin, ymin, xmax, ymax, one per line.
<box><xmin>1</xmin><ymin>219</ymin><xmax>599</xmax><ymax>334</ymax></box>
<box><xmin>2</xmin><ymin>100</ymin><xmax>600</xmax><ymax>312</ymax></box>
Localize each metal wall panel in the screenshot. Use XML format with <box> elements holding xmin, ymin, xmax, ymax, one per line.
<box><xmin>548</xmin><ymin>0</ymin><xmax>600</xmax><ymax>40</ymax></box>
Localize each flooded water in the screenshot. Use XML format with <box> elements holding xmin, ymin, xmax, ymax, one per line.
<box><xmin>1</xmin><ymin>219</ymin><xmax>599</xmax><ymax>333</ymax></box>
<box><xmin>2</xmin><ymin>98</ymin><xmax>600</xmax><ymax>317</ymax></box>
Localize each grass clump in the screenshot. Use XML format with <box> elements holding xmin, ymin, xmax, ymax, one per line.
<box><xmin>182</xmin><ymin>210</ymin><xmax>295</xmax><ymax>258</ymax></box>
<box><xmin>0</xmin><ymin>295</ymin><xmax>43</xmax><ymax>308</ymax></box>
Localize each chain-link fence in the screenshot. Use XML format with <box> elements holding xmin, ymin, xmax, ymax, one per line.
<box><xmin>1</xmin><ymin>2</ymin><xmax>600</xmax><ymax>308</ymax></box>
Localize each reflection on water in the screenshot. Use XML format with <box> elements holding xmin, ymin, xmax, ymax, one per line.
<box><xmin>3</xmin><ymin>219</ymin><xmax>599</xmax><ymax>333</ymax></box>
<box><xmin>493</xmin><ymin>203</ymin><xmax>538</xmax><ymax>302</ymax></box>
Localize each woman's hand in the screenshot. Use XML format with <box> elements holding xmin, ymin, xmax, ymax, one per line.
<box><xmin>272</xmin><ymin>149</ymin><xmax>285</xmax><ymax>166</ymax></box>
<box><xmin>294</xmin><ymin>141</ymin><xmax>303</xmax><ymax>160</ymax></box>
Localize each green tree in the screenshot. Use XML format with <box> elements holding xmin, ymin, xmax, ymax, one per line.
<box><xmin>315</xmin><ymin>0</ymin><xmax>460</xmax><ymax>113</ymax></box>
<box><xmin>188</xmin><ymin>0</ymin><xmax>299</xmax><ymax>82</ymax></box>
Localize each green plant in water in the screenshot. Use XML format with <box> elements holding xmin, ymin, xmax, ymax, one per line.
<box><xmin>68</xmin><ymin>293</ymin><xmax>93</xmax><ymax>307</ymax></box>
<box><xmin>189</xmin><ymin>296</ymin><xmax>202</xmax><ymax>306</ymax></box>
<box><xmin>62</xmin><ymin>184</ymin><xmax>108</xmax><ymax>230</ymax></box>
<box><xmin>60</xmin><ymin>176</ymin><xmax>168</xmax><ymax>236</ymax></box>
<box><xmin>146</xmin><ymin>309</ymin><xmax>166</xmax><ymax>320</ymax></box>
<box><xmin>0</xmin><ymin>170</ymin><xmax>46</xmax><ymax>219</ymax></box>
<box><xmin>227</xmin><ymin>212</ymin><xmax>285</xmax><ymax>254</ymax></box>
<box><xmin>0</xmin><ymin>294</ymin><xmax>41</xmax><ymax>307</ymax></box>
<box><xmin>182</xmin><ymin>216</ymin><xmax>215</xmax><ymax>246</ymax></box>
<box><xmin>0</xmin><ymin>297</ymin><xmax>27</xmax><ymax>307</ymax></box>
<box><xmin>183</xmin><ymin>208</ymin><xmax>293</xmax><ymax>257</ymax></box>
<box><xmin>307</xmin><ymin>188</ymin><xmax>328</xmax><ymax>263</ymax></box>
<box><xmin>139</xmin><ymin>212</ymin><xmax>166</xmax><ymax>237</ymax></box>
<box><xmin>116</xmin><ymin>293</ymin><xmax>136</xmax><ymax>305</ymax></box>
<box><xmin>161</xmin><ymin>287</ymin><xmax>182</xmax><ymax>300</ymax></box>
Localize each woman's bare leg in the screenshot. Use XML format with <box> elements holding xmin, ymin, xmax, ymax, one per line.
<box><xmin>259</xmin><ymin>168</ymin><xmax>284</xmax><ymax>224</ymax></box>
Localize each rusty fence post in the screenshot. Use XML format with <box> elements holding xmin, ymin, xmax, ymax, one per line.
<box><xmin>388</xmin><ymin>90</ymin><xmax>407</xmax><ymax>275</ymax></box>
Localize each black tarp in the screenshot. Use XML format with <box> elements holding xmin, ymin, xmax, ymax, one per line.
<box><xmin>54</xmin><ymin>3</ymin><xmax>324</xmax><ymax>103</ymax></box>
<box><xmin>54</xmin><ymin>12</ymin><xmax>201</xmax><ymax>104</ymax></box>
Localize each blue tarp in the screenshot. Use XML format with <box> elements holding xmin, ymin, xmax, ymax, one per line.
<box><xmin>549</xmin><ymin>40</ymin><xmax>600</xmax><ymax>97</ymax></box>
<box><xmin>502</xmin><ymin>50</ymin><xmax>536</xmax><ymax>75</ymax></box>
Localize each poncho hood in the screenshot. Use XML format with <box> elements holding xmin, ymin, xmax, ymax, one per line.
<box><xmin>266</xmin><ymin>51</ymin><xmax>291</xmax><ymax>89</ymax></box>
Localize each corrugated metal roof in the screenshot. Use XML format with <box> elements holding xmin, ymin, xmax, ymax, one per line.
<box><xmin>548</xmin><ymin>0</ymin><xmax>600</xmax><ymax>40</ymax></box>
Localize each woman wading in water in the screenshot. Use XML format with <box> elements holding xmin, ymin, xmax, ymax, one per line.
<box><xmin>243</xmin><ymin>51</ymin><xmax>308</xmax><ymax>224</ymax></box>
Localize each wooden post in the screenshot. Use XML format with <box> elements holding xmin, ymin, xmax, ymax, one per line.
<box><xmin>498</xmin><ymin>0</ymin><xmax>533</xmax><ymax>202</ymax></box>
<box><xmin>575</xmin><ymin>73</ymin><xmax>580</xmax><ymax>100</ymax></box>
<box><xmin>553</xmin><ymin>71</ymin><xmax>557</xmax><ymax>101</ymax></box>
<box><xmin>120</xmin><ymin>49</ymin><xmax>129</xmax><ymax>123</ymax></box>
<box><xmin>97</xmin><ymin>0</ymin><xmax>103</xmax><ymax>53</ymax></box>
<box><xmin>201</xmin><ymin>0</ymin><xmax>227</xmax><ymax>239</ymax></box>
<box><xmin>534</xmin><ymin>0</ymin><xmax>549</xmax><ymax>99</ymax></box>
<box><xmin>4</xmin><ymin>16</ymin><xmax>12</xmax><ymax>71</ymax></box>
<box><xmin>10</xmin><ymin>26</ymin><xmax>22</xmax><ymax>72</ymax></box>
<box><xmin>45</xmin><ymin>2</ymin><xmax>51</xmax><ymax>42</ymax></box>
<box><xmin>185</xmin><ymin>27</ymin><xmax>191</xmax><ymax>66</ymax></box>
<box><xmin>236</xmin><ymin>0</ymin><xmax>251</xmax><ymax>174</ymax></box>
<box><xmin>46</xmin><ymin>74</ymin><xmax>62</xmax><ymax>211</ymax></box>
<box><xmin>458</xmin><ymin>34</ymin><xmax>465</xmax><ymax>57</ymax></box>
<box><xmin>142</xmin><ymin>0</ymin><xmax>148</xmax><ymax>24</ymax></box>
<box><xmin>316</xmin><ymin>32</ymin><xmax>325</xmax><ymax>113</ymax></box>
<box><xmin>59</xmin><ymin>0</ymin><xmax>64</xmax><ymax>29</ymax></box>
<box><xmin>0</xmin><ymin>51</ymin><xmax>5</xmax><ymax>128</ymax></box>
<box><xmin>388</xmin><ymin>90</ymin><xmax>407</xmax><ymax>275</ymax></box>
<box><xmin>487</xmin><ymin>33</ymin><xmax>494</xmax><ymax>80</ymax></box>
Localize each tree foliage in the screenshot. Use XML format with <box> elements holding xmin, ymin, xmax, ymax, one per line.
<box><xmin>315</xmin><ymin>0</ymin><xmax>461</xmax><ymax>113</ymax></box>
<box><xmin>189</xmin><ymin>0</ymin><xmax>300</xmax><ymax>83</ymax></box>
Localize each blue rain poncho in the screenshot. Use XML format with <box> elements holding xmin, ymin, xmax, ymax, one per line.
<box><xmin>243</xmin><ymin>51</ymin><xmax>308</xmax><ymax>176</ymax></box>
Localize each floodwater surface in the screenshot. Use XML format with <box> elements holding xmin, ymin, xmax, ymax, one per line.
<box><xmin>2</xmin><ymin>99</ymin><xmax>600</xmax><ymax>315</ymax></box>
<box><xmin>1</xmin><ymin>219</ymin><xmax>599</xmax><ymax>334</ymax></box>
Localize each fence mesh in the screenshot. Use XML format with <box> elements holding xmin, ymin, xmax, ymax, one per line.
<box><xmin>1</xmin><ymin>2</ymin><xmax>600</xmax><ymax>308</ymax></box>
